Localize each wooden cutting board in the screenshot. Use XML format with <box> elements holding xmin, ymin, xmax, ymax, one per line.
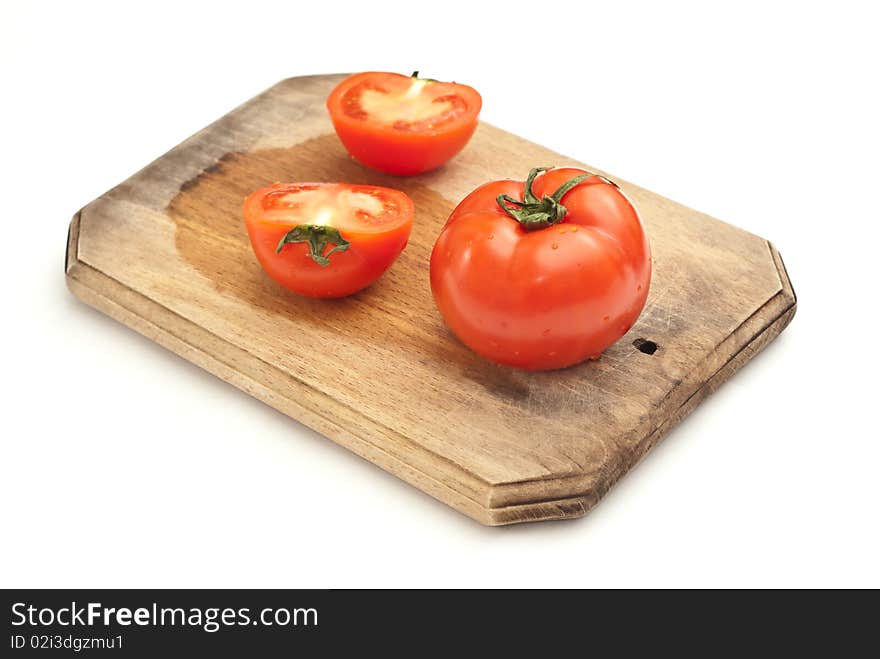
<box><xmin>65</xmin><ymin>74</ymin><xmax>796</xmax><ymax>525</ymax></box>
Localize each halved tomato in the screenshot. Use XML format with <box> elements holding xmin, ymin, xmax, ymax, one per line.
<box><xmin>327</xmin><ymin>71</ymin><xmax>482</xmax><ymax>176</ymax></box>
<box><xmin>243</xmin><ymin>182</ymin><xmax>414</xmax><ymax>298</ymax></box>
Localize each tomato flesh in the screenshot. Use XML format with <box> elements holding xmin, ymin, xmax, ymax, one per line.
<box><xmin>327</xmin><ymin>72</ymin><xmax>482</xmax><ymax>176</ymax></box>
<box><xmin>430</xmin><ymin>168</ymin><xmax>652</xmax><ymax>370</ymax></box>
<box><xmin>341</xmin><ymin>78</ymin><xmax>468</xmax><ymax>130</ymax></box>
<box><xmin>244</xmin><ymin>182</ymin><xmax>413</xmax><ymax>298</ymax></box>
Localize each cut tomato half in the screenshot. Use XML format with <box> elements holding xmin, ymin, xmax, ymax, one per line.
<box><xmin>327</xmin><ymin>72</ymin><xmax>482</xmax><ymax>176</ymax></box>
<box><xmin>243</xmin><ymin>182</ymin><xmax>414</xmax><ymax>298</ymax></box>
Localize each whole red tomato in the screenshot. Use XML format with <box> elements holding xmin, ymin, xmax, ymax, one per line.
<box><xmin>243</xmin><ymin>182</ymin><xmax>413</xmax><ymax>298</ymax></box>
<box><xmin>327</xmin><ymin>71</ymin><xmax>481</xmax><ymax>176</ymax></box>
<box><xmin>430</xmin><ymin>167</ymin><xmax>651</xmax><ymax>370</ymax></box>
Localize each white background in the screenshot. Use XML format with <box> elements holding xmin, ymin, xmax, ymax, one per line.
<box><xmin>2</xmin><ymin>0</ymin><xmax>878</xmax><ymax>588</ymax></box>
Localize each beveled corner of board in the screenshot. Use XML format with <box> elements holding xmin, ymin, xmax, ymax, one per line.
<box><xmin>478</xmin><ymin>476</ymin><xmax>601</xmax><ymax>525</ymax></box>
<box><xmin>768</xmin><ymin>241</ymin><xmax>797</xmax><ymax>325</ymax></box>
<box><xmin>65</xmin><ymin>209</ymin><xmax>82</xmax><ymax>279</ymax></box>
<box><xmin>482</xmin><ymin>494</ymin><xmax>592</xmax><ymax>526</ymax></box>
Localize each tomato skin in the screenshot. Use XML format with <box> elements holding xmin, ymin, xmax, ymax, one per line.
<box><xmin>243</xmin><ymin>183</ymin><xmax>413</xmax><ymax>298</ymax></box>
<box><xmin>327</xmin><ymin>72</ymin><xmax>482</xmax><ymax>176</ymax></box>
<box><xmin>430</xmin><ymin>168</ymin><xmax>651</xmax><ymax>370</ymax></box>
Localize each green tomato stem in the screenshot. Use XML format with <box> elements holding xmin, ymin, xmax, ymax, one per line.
<box><xmin>410</xmin><ymin>71</ymin><xmax>439</xmax><ymax>83</ymax></box>
<box><xmin>496</xmin><ymin>167</ymin><xmax>620</xmax><ymax>231</ymax></box>
<box><xmin>276</xmin><ymin>224</ymin><xmax>350</xmax><ymax>267</ymax></box>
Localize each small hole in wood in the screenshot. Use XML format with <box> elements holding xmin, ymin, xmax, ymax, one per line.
<box><xmin>633</xmin><ymin>338</ymin><xmax>658</xmax><ymax>355</ymax></box>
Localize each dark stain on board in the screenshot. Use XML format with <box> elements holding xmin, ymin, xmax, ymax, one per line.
<box><xmin>164</xmin><ymin>134</ymin><xmax>619</xmax><ymax>412</ymax></box>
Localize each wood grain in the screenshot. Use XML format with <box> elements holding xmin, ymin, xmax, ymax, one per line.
<box><xmin>65</xmin><ymin>74</ymin><xmax>796</xmax><ymax>525</ymax></box>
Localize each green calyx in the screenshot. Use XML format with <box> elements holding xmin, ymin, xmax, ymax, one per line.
<box><xmin>496</xmin><ymin>167</ymin><xmax>620</xmax><ymax>231</ymax></box>
<box><xmin>276</xmin><ymin>224</ymin><xmax>350</xmax><ymax>267</ymax></box>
